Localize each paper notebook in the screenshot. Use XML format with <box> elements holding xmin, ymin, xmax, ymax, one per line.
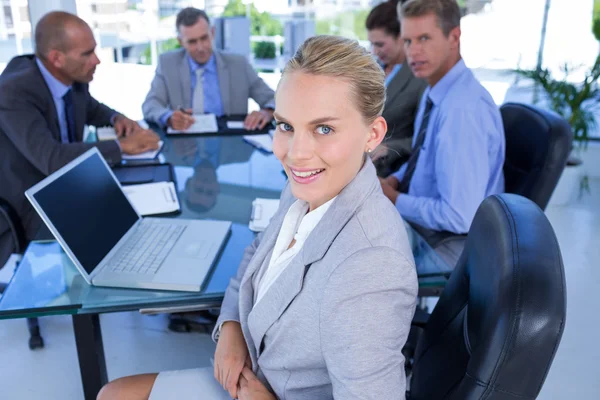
<box><xmin>167</xmin><ymin>114</ymin><xmax>218</xmax><ymax>134</ymax></box>
<box><xmin>243</xmin><ymin>132</ymin><xmax>274</xmax><ymax>153</ymax></box>
<box><xmin>249</xmin><ymin>198</ymin><xmax>280</xmax><ymax>232</ymax></box>
<box><xmin>122</xmin><ymin>141</ymin><xmax>164</xmax><ymax>160</ymax></box>
<box><xmin>122</xmin><ymin>181</ymin><xmax>180</xmax><ymax>216</ymax></box>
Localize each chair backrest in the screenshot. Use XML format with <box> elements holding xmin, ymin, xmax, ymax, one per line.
<box><xmin>501</xmin><ymin>102</ymin><xmax>573</xmax><ymax>210</ymax></box>
<box><xmin>409</xmin><ymin>193</ymin><xmax>566</xmax><ymax>400</ymax></box>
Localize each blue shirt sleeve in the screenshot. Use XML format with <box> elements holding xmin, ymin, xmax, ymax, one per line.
<box><xmin>395</xmin><ymin>107</ymin><xmax>495</xmax><ymax>234</ymax></box>
<box><xmin>159</xmin><ymin>110</ymin><xmax>174</xmax><ymax>127</ymax></box>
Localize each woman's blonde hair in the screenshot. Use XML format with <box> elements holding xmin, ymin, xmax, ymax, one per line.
<box><xmin>280</xmin><ymin>35</ymin><xmax>385</xmax><ymax>124</ymax></box>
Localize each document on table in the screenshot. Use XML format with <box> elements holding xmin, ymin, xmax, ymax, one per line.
<box><xmin>97</xmin><ymin>126</ymin><xmax>118</xmax><ymax>141</ymax></box>
<box><xmin>249</xmin><ymin>198</ymin><xmax>280</xmax><ymax>232</ymax></box>
<box><xmin>122</xmin><ymin>141</ymin><xmax>164</xmax><ymax>160</ymax></box>
<box><xmin>227</xmin><ymin>120</ymin><xmax>245</xmax><ymax>129</ymax></box>
<box><xmin>97</xmin><ymin>120</ymin><xmax>150</xmax><ymax>140</ymax></box>
<box><xmin>243</xmin><ymin>133</ymin><xmax>273</xmax><ymax>153</ymax></box>
<box><xmin>167</xmin><ymin>114</ymin><xmax>218</xmax><ymax>134</ymax></box>
<box><xmin>122</xmin><ymin>181</ymin><xmax>180</xmax><ymax>216</ymax></box>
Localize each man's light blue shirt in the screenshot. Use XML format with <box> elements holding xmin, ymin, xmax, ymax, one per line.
<box><xmin>392</xmin><ymin>59</ymin><xmax>505</xmax><ymax>234</ymax></box>
<box><xmin>384</xmin><ymin>64</ymin><xmax>402</xmax><ymax>87</ymax></box>
<box><xmin>160</xmin><ymin>53</ymin><xmax>224</xmax><ymax>126</ymax></box>
<box><xmin>36</xmin><ymin>58</ymin><xmax>71</xmax><ymax>143</ymax></box>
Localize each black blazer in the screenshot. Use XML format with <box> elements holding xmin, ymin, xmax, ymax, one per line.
<box><xmin>377</xmin><ymin>63</ymin><xmax>427</xmax><ymax>176</ymax></box>
<box><xmin>0</xmin><ymin>55</ymin><xmax>121</xmax><ymax>247</ymax></box>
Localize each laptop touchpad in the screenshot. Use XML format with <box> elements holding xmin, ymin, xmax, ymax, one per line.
<box><xmin>183</xmin><ymin>242</ymin><xmax>211</xmax><ymax>259</ymax></box>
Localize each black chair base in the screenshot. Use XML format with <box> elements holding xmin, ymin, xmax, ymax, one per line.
<box><xmin>27</xmin><ymin>317</ymin><xmax>44</xmax><ymax>350</ymax></box>
<box><xmin>1</xmin><ymin>268</ymin><xmax>44</xmax><ymax>350</ymax></box>
<box><xmin>167</xmin><ymin>311</ymin><xmax>218</xmax><ymax>334</ymax></box>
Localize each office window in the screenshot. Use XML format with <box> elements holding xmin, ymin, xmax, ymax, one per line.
<box><xmin>0</xmin><ymin>0</ymin><xmax>32</xmax><ymax>68</ymax></box>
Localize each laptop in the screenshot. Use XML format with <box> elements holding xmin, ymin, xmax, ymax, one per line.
<box><xmin>25</xmin><ymin>148</ymin><xmax>232</xmax><ymax>292</ymax></box>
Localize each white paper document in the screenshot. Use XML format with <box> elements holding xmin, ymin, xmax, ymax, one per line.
<box><xmin>243</xmin><ymin>131</ymin><xmax>274</xmax><ymax>153</ymax></box>
<box><xmin>123</xmin><ymin>181</ymin><xmax>180</xmax><ymax>216</ymax></box>
<box><xmin>97</xmin><ymin>127</ymin><xmax>118</xmax><ymax>141</ymax></box>
<box><xmin>249</xmin><ymin>198</ymin><xmax>280</xmax><ymax>232</ymax></box>
<box><xmin>167</xmin><ymin>114</ymin><xmax>218</xmax><ymax>134</ymax></box>
<box><xmin>226</xmin><ymin>120</ymin><xmax>245</xmax><ymax>129</ymax></box>
<box><xmin>122</xmin><ymin>140</ymin><xmax>164</xmax><ymax>160</ymax></box>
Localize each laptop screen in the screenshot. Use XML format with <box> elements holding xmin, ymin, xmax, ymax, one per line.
<box><xmin>32</xmin><ymin>152</ymin><xmax>139</xmax><ymax>274</ymax></box>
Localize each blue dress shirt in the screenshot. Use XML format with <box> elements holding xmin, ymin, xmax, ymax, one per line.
<box><xmin>36</xmin><ymin>58</ymin><xmax>71</xmax><ymax>143</ymax></box>
<box><xmin>384</xmin><ymin>64</ymin><xmax>402</xmax><ymax>87</ymax></box>
<box><xmin>392</xmin><ymin>59</ymin><xmax>505</xmax><ymax>234</ymax></box>
<box><xmin>160</xmin><ymin>53</ymin><xmax>224</xmax><ymax>126</ymax></box>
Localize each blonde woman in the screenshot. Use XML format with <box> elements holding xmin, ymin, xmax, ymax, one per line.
<box><xmin>98</xmin><ymin>35</ymin><xmax>418</xmax><ymax>400</ymax></box>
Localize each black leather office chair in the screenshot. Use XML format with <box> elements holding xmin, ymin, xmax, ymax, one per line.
<box><xmin>501</xmin><ymin>102</ymin><xmax>573</xmax><ymax>210</ymax></box>
<box><xmin>0</xmin><ymin>197</ymin><xmax>45</xmax><ymax>350</ymax></box>
<box><xmin>408</xmin><ymin>194</ymin><xmax>566</xmax><ymax>399</ymax></box>
<box><xmin>413</xmin><ymin>102</ymin><xmax>573</xmax><ymax>269</ymax></box>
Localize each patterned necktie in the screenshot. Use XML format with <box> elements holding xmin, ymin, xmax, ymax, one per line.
<box><xmin>397</xmin><ymin>97</ymin><xmax>434</xmax><ymax>194</ymax></box>
<box><xmin>192</xmin><ymin>68</ymin><xmax>205</xmax><ymax>114</ymax></box>
<box><xmin>62</xmin><ymin>89</ymin><xmax>76</xmax><ymax>143</ymax></box>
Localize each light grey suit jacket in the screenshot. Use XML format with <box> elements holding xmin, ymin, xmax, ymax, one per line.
<box><xmin>142</xmin><ymin>49</ymin><xmax>275</xmax><ymax>123</ymax></box>
<box><xmin>214</xmin><ymin>158</ymin><xmax>418</xmax><ymax>399</ymax></box>
<box><xmin>377</xmin><ymin>64</ymin><xmax>427</xmax><ymax>175</ymax></box>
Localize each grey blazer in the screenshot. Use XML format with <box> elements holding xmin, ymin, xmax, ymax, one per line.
<box><xmin>377</xmin><ymin>64</ymin><xmax>427</xmax><ymax>175</ymax></box>
<box><xmin>214</xmin><ymin>158</ymin><xmax>418</xmax><ymax>399</ymax></box>
<box><xmin>0</xmin><ymin>55</ymin><xmax>120</xmax><ymax>265</ymax></box>
<box><xmin>142</xmin><ymin>49</ymin><xmax>275</xmax><ymax>123</ymax></box>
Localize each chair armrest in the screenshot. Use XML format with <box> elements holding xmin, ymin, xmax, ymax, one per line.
<box><xmin>0</xmin><ymin>197</ymin><xmax>27</xmax><ymax>254</ymax></box>
<box><xmin>412</xmin><ymin>307</ymin><xmax>431</xmax><ymax>328</ymax></box>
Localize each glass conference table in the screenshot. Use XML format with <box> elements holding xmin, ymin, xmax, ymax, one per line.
<box><xmin>0</xmin><ymin>124</ymin><xmax>452</xmax><ymax>400</ymax></box>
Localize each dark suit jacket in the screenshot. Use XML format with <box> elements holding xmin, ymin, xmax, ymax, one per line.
<box><xmin>377</xmin><ymin>64</ymin><xmax>427</xmax><ymax>176</ymax></box>
<box><xmin>0</xmin><ymin>55</ymin><xmax>121</xmax><ymax>263</ymax></box>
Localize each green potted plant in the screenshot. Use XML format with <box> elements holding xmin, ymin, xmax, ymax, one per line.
<box><xmin>514</xmin><ymin>54</ymin><xmax>600</xmax><ymax>203</ymax></box>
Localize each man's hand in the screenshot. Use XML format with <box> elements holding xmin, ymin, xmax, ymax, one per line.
<box><xmin>113</xmin><ymin>114</ymin><xmax>141</xmax><ymax>137</ymax></box>
<box><xmin>383</xmin><ymin>174</ymin><xmax>399</xmax><ymax>190</ymax></box>
<box><xmin>118</xmin><ymin>130</ymin><xmax>160</xmax><ymax>155</ymax></box>
<box><xmin>244</xmin><ymin>109</ymin><xmax>273</xmax><ymax>130</ymax></box>
<box><xmin>379</xmin><ymin>177</ymin><xmax>400</xmax><ymax>204</ymax></box>
<box><xmin>168</xmin><ymin>109</ymin><xmax>195</xmax><ymax>131</ymax></box>
<box><xmin>214</xmin><ymin>321</ymin><xmax>250</xmax><ymax>399</ymax></box>
<box><xmin>238</xmin><ymin>367</ymin><xmax>276</xmax><ymax>400</ymax></box>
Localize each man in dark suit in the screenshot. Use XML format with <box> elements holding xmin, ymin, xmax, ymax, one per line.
<box><xmin>366</xmin><ymin>0</ymin><xmax>426</xmax><ymax>176</ymax></box>
<box><xmin>0</xmin><ymin>11</ymin><xmax>160</xmax><ymax>266</ymax></box>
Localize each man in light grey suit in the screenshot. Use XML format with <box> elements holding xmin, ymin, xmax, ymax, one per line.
<box><xmin>142</xmin><ymin>8</ymin><xmax>276</xmax><ymax>132</ymax></box>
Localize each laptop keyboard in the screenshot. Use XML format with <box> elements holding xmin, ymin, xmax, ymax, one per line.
<box><xmin>108</xmin><ymin>223</ymin><xmax>186</xmax><ymax>275</ymax></box>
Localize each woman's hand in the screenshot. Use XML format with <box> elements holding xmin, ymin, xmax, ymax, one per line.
<box><xmin>214</xmin><ymin>321</ymin><xmax>250</xmax><ymax>398</ymax></box>
<box><xmin>238</xmin><ymin>367</ymin><xmax>276</xmax><ymax>400</ymax></box>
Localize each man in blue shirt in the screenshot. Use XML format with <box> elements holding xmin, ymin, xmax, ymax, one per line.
<box><xmin>142</xmin><ymin>8</ymin><xmax>276</xmax><ymax>132</ymax></box>
<box><xmin>380</xmin><ymin>0</ymin><xmax>505</xmax><ymax>236</ymax></box>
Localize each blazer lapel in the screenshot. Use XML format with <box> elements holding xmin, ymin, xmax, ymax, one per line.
<box><xmin>34</xmin><ymin>62</ymin><xmax>62</xmax><ymax>140</ymax></box>
<box><xmin>247</xmin><ymin>254</ymin><xmax>308</xmax><ymax>358</ymax></box>
<box><xmin>179</xmin><ymin>52</ymin><xmax>192</xmax><ymax>109</ymax></box>
<box><xmin>245</xmin><ymin>159</ymin><xmax>380</xmax><ymax>357</ymax></box>
<box><xmin>215</xmin><ymin>51</ymin><xmax>231</xmax><ymax>116</ymax></box>
<box><xmin>238</xmin><ymin>197</ymin><xmax>290</xmax><ymax>361</ymax></box>
<box><xmin>385</xmin><ymin>63</ymin><xmax>412</xmax><ymax>108</ymax></box>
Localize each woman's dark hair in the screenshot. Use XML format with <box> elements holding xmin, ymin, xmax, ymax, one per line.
<box><xmin>365</xmin><ymin>1</ymin><xmax>401</xmax><ymax>37</ymax></box>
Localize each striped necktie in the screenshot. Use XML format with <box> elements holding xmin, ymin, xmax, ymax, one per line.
<box><xmin>397</xmin><ymin>97</ymin><xmax>434</xmax><ymax>194</ymax></box>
